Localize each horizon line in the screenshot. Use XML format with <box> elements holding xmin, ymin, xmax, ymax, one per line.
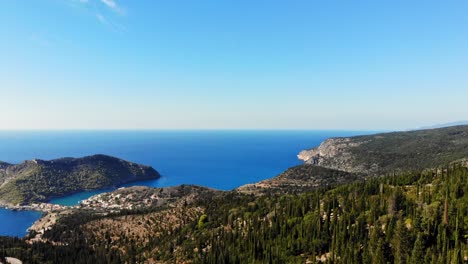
<box><xmin>0</xmin><ymin>128</ymin><xmax>387</xmax><ymax>132</ymax></box>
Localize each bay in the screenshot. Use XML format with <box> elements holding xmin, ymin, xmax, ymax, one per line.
<box><xmin>0</xmin><ymin>130</ymin><xmax>371</xmax><ymax>236</ymax></box>
<box><xmin>0</xmin><ymin>208</ymin><xmax>42</xmax><ymax>237</ymax></box>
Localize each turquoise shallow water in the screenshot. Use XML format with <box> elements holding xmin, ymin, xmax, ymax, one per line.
<box><xmin>0</xmin><ymin>130</ymin><xmax>372</xmax><ymax>236</ymax></box>
<box><xmin>49</xmin><ymin>188</ymin><xmax>115</xmax><ymax>206</ymax></box>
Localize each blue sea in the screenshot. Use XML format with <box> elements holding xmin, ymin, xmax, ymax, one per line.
<box><xmin>0</xmin><ymin>130</ymin><xmax>370</xmax><ymax>237</ymax></box>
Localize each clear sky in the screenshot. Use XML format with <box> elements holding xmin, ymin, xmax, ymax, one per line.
<box><xmin>0</xmin><ymin>0</ymin><xmax>467</xmax><ymax>130</ymax></box>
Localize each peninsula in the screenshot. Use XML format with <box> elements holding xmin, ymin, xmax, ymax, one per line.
<box><xmin>0</xmin><ymin>155</ymin><xmax>160</xmax><ymax>206</ymax></box>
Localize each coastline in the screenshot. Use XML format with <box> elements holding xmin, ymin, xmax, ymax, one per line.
<box><xmin>0</xmin><ymin>202</ymin><xmax>68</xmax><ymax>212</ymax></box>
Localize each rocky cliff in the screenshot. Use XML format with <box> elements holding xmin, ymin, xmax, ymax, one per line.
<box><xmin>298</xmin><ymin>125</ymin><xmax>468</xmax><ymax>175</ymax></box>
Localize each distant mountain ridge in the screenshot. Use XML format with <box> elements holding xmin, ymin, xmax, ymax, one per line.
<box><xmin>298</xmin><ymin>125</ymin><xmax>468</xmax><ymax>175</ymax></box>
<box><xmin>0</xmin><ymin>154</ymin><xmax>160</xmax><ymax>205</ymax></box>
<box><xmin>417</xmin><ymin>120</ymin><xmax>468</xmax><ymax>129</ymax></box>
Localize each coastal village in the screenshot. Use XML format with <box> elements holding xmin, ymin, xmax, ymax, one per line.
<box><xmin>24</xmin><ymin>185</ymin><xmax>214</xmax><ymax>244</ymax></box>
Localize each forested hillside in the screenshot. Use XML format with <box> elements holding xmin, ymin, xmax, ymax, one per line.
<box><xmin>3</xmin><ymin>163</ymin><xmax>465</xmax><ymax>263</ymax></box>
<box><xmin>298</xmin><ymin>125</ymin><xmax>468</xmax><ymax>175</ymax></box>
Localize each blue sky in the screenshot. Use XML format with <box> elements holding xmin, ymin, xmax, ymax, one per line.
<box><xmin>0</xmin><ymin>0</ymin><xmax>467</xmax><ymax>130</ymax></box>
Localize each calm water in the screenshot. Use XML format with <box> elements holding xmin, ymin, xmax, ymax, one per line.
<box><xmin>0</xmin><ymin>208</ymin><xmax>42</xmax><ymax>237</ymax></box>
<box><xmin>0</xmin><ymin>130</ymin><xmax>371</xmax><ymax>236</ymax></box>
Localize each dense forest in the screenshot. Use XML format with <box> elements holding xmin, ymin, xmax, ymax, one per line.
<box><xmin>2</xmin><ymin>164</ymin><xmax>466</xmax><ymax>263</ymax></box>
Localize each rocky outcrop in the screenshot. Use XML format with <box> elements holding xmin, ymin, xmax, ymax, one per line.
<box><xmin>298</xmin><ymin>138</ymin><xmax>369</xmax><ymax>174</ymax></box>
<box><xmin>1</xmin><ymin>257</ymin><xmax>23</xmax><ymax>264</ymax></box>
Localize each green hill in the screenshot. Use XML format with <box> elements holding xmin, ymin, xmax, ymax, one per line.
<box><xmin>0</xmin><ymin>154</ymin><xmax>160</xmax><ymax>205</ymax></box>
